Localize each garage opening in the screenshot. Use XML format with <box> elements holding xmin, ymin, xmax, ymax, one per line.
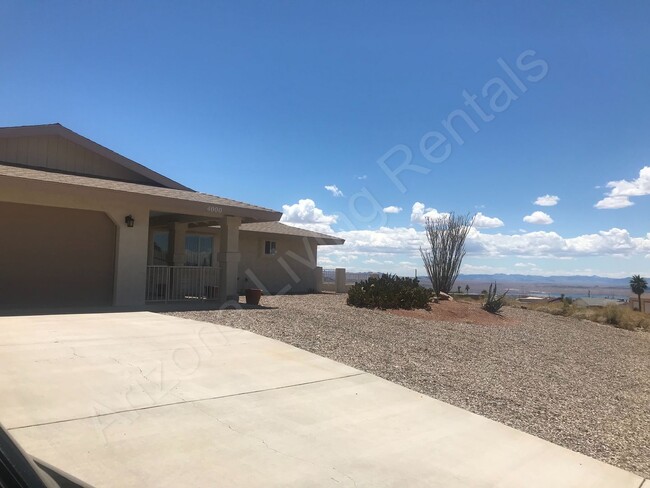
<box><xmin>0</xmin><ymin>202</ymin><xmax>116</xmax><ymax>309</ymax></box>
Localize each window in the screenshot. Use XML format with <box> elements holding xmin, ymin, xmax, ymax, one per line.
<box><xmin>264</xmin><ymin>240</ymin><xmax>276</xmax><ymax>255</ymax></box>
<box><xmin>185</xmin><ymin>235</ymin><xmax>213</xmax><ymax>266</ymax></box>
<box><xmin>152</xmin><ymin>232</ymin><xmax>169</xmax><ymax>265</ymax></box>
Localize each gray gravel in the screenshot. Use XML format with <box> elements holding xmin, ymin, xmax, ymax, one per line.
<box><xmin>165</xmin><ymin>294</ymin><xmax>650</xmax><ymax>478</ymax></box>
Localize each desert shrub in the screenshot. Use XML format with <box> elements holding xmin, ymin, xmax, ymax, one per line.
<box><xmin>639</xmin><ymin>317</ymin><xmax>650</xmax><ymax>332</ymax></box>
<box><xmin>420</xmin><ymin>212</ymin><xmax>473</xmax><ymax>296</ymax></box>
<box><xmin>561</xmin><ymin>299</ymin><xmax>575</xmax><ymax>316</ymax></box>
<box><xmin>603</xmin><ymin>305</ymin><xmax>624</xmax><ymax>327</ymax></box>
<box><xmin>528</xmin><ymin>300</ymin><xmax>648</xmax><ymax>332</ymax></box>
<box><xmin>347</xmin><ymin>274</ymin><xmax>433</xmax><ymax>310</ymax></box>
<box><xmin>482</xmin><ymin>282</ymin><xmax>508</xmax><ymax>315</ymax></box>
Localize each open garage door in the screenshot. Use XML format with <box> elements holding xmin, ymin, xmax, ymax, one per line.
<box><xmin>0</xmin><ymin>202</ymin><xmax>116</xmax><ymax>309</ymax></box>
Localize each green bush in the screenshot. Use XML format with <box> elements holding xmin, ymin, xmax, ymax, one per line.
<box><xmin>482</xmin><ymin>282</ymin><xmax>508</xmax><ymax>315</ymax></box>
<box><xmin>347</xmin><ymin>274</ymin><xmax>433</xmax><ymax>310</ymax></box>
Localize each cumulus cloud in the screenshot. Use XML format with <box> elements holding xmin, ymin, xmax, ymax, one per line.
<box><xmin>460</xmin><ymin>264</ymin><xmax>509</xmax><ymax>274</ymax></box>
<box><xmin>410</xmin><ymin>202</ymin><xmax>449</xmax><ymax>224</ymax></box>
<box><xmin>319</xmin><ymin>223</ymin><xmax>650</xmax><ymax>269</ymax></box>
<box><xmin>594</xmin><ymin>196</ymin><xmax>634</xmax><ymax>210</ymax></box>
<box><xmin>335</xmin><ymin>226</ymin><xmax>426</xmax><ymax>254</ymax></box>
<box><xmin>383</xmin><ymin>205</ymin><xmax>403</xmax><ymax>214</ymax></box>
<box><xmin>534</xmin><ymin>194</ymin><xmax>560</xmax><ymax>206</ymax></box>
<box><xmin>280</xmin><ymin>198</ymin><xmax>338</xmax><ymax>234</ymax></box>
<box><xmin>595</xmin><ymin>166</ymin><xmax>650</xmax><ymax>209</ymax></box>
<box><xmin>473</xmin><ymin>212</ymin><xmax>504</xmax><ymax>229</ymax></box>
<box><xmin>410</xmin><ymin>203</ymin><xmax>502</xmax><ymax>229</ymax></box>
<box><xmin>324</xmin><ymin>184</ymin><xmax>343</xmax><ymax>197</ymax></box>
<box><xmin>468</xmin><ymin>227</ymin><xmax>650</xmax><ymax>258</ymax></box>
<box><xmin>523</xmin><ymin>211</ymin><xmax>553</xmax><ymax>225</ymax></box>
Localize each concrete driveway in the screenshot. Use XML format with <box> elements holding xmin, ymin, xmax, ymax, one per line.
<box><xmin>0</xmin><ymin>312</ymin><xmax>644</xmax><ymax>487</ymax></box>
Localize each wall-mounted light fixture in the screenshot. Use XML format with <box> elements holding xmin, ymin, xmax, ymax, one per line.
<box><xmin>125</xmin><ymin>215</ymin><xmax>135</xmax><ymax>228</ymax></box>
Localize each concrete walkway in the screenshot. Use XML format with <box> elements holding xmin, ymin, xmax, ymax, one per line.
<box><xmin>0</xmin><ymin>312</ymin><xmax>644</xmax><ymax>487</ymax></box>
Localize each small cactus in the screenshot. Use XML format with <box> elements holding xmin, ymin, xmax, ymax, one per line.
<box><xmin>482</xmin><ymin>282</ymin><xmax>508</xmax><ymax>315</ymax></box>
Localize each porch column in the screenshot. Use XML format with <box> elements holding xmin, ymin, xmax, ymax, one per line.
<box><xmin>218</xmin><ymin>216</ymin><xmax>241</xmax><ymax>302</ymax></box>
<box><xmin>170</xmin><ymin>222</ymin><xmax>187</xmax><ymax>266</ymax></box>
<box><xmin>109</xmin><ymin>208</ymin><xmax>149</xmax><ymax>307</ymax></box>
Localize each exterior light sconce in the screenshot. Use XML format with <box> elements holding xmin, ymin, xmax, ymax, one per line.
<box><xmin>125</xmin><ymin>215</ymin><xmax>135</xmax><ymax>228</ymax></box>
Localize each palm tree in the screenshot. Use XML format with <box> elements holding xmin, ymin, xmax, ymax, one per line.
<box><xmin>629</xmin><ymin>275</ymin><xmax>648</xmax><ymax>312</ymax></box>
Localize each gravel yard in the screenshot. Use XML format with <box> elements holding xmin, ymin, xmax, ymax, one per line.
<box><xmin>166</xmin><ymin>294</ymin><xmax>650</xmax><ymax>478</ymax></box>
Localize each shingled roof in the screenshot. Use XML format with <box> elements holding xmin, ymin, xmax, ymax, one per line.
<box><xmin>0</xmin><ymin>163</ymin><xmax>282</xmax><ymax>223</ymax></box>
<box><xmin>240</xmin><ymin>221</ymin><xmax>344</xmax><ymax>245</ymax></box>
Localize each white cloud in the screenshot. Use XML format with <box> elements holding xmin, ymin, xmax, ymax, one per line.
<box><xmin>473</xmin><ymin>212</ymin><xmax>504</xmax><ymax>229</ymax></box>
<box><xmin>460</xmin><ymin>264</ymin><xmax>510</xmax><ymax>274</ymax></box>
<box><xmin>410</xmin><ymin>203</ymin><xmax>501</xmax><ymax>229</ymax></box>
<box><xmin>523</xmin><ymin>211</ymin><xmax>553</xmax><ymax>225</ymax></box>
<box><xmin>595</xmin><ymin>166</ymin><xmax>650</xmax><ymax>209</ymax></box>
<box><xmin>383</xmin><ymin>205</ymin><xmax>403</xmax><ymax>214</ymax></box>
<box><xmin>324</xmin><ymin>184</ymin><xmax>343</xmax><ymax>197</ymax></box>
<box><xmin>335</xmin><ymin>226</ymin><xmax>426</xmax><ymax>254</ymax></box>
<box><xmin>280</xmin><ymin>198</ymin><xmax>338</xmax><ymax>234</ymax></box>
<box><xmin>410</xmin><ymin>202</ymin><xmax>449</xmax><ymax>224</ymax></box>
<box><xmin>534</xmin><ymin>194</ymin><xmax>560</xmax><ymax>206</ymax></box>
<box><xmin>594</xmin><ymin>196</ymin><xmax>633</xmax><ymax>209</ymax></box>
<box><xmin>319</xmin><ymin>223</ymin><xmax>650</xmax><ymax>271</ymax></box>
<box><xmin>356</xmin><ymin>175</ymin><xmax>367</xmax><ymax>180</ymax></box>
<box><xmin>468</xmin><ymin>227</ymin><xmax>650</xmax><ymax>258</ymax></box>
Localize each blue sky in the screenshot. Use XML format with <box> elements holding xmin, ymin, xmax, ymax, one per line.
<box><xmin>2</xmin><ymin>1</ymin><xmax>650</xmax><ymax>277</ymax></box>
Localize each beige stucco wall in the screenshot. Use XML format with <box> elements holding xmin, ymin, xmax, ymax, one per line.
<box><xmin>148</xmin><ymin>226</ymin><xmax>320</xmax><ymax>295</ymax></box>
<box><xmin>237</xmin><ymin>232</ymin><xmax>318</xmax><ymax>294</ymax></box>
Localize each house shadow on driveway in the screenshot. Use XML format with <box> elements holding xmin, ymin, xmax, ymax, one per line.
<box><xmin>0</xmin><ymin>299</ymin><xmax>277</xmax><ymax>317</ymax></box>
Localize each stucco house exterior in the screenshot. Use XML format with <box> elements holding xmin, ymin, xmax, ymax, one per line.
<box><xmin>573</xmin><ymin>297</ymin><xmax>625</xmax><ymax>308</ymax></box>
<box><xmin>0</xmin><ymin>124</ymin><xmax>343</xmax><ymax>310</ymax></box>
<box><xmin>630</xmin><ymin>295</ymin><xmax>650</xmax><ymax>313</ymax></box>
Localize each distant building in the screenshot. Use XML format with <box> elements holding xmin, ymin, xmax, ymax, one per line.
<box><xmin>629</xmin><ymin>295</ymin><xmax>650</xmax><ymax>313</ymax></box>
<box><xmin>573</xmin><ymin>298</ymin><xmax>623</xmax><ymax>308</ymax></box>
<box><xmin>517</xmin><ymin>296</ymin><xmax>550</xmax><ymax>304</ymax></box>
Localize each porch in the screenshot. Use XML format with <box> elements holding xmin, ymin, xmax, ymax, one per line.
<box><xmin>145</xmin><ymin>265</ymin><xmax>220</xmax><ymax>302</ymax></box>
<box><xmin>145</xmin><ymin>212</ymin><xmax>241</xmax><ymax>304</ymax></box>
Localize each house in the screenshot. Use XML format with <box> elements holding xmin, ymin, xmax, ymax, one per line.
<box><xmin>573</xmin><ymin>297</ymin><xmax>624</xmax><ymax>308</ymax></box>
<box><xmin>0</xmin><ymin>124</ymin><xmax>343</xmax><ymax>309</ymax></box>
<box><xmin>630</xmin><ymin>295</ymin><xmax>650</xmax><ymax>313</ymax></box>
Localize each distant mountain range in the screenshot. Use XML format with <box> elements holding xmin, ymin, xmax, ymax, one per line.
<box><xmin>341</xmin><ymin>271</ymin><xmax>633</xmax><ymax>297</ymax></box>
<box><xmin>455</xmin><ymin>274</ymin><xmax>630</xmax><ymax>287</ymax></box>
<box><xmin>414</xmin><ymin>273</ymin><xmax>632</xmax><ymax>298</ymax></box>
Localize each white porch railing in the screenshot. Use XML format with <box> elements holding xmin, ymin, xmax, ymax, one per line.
<box><xmin>146</xmin><ymin>266</ymin><xmax>220</xmax><ymax>302</ymax></box>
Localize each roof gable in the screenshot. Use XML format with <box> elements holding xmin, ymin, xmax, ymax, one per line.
<box><xmin>0</xmin><ymin>124</ymin><xmax>190</xmax><ymax>190</ymax></box>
